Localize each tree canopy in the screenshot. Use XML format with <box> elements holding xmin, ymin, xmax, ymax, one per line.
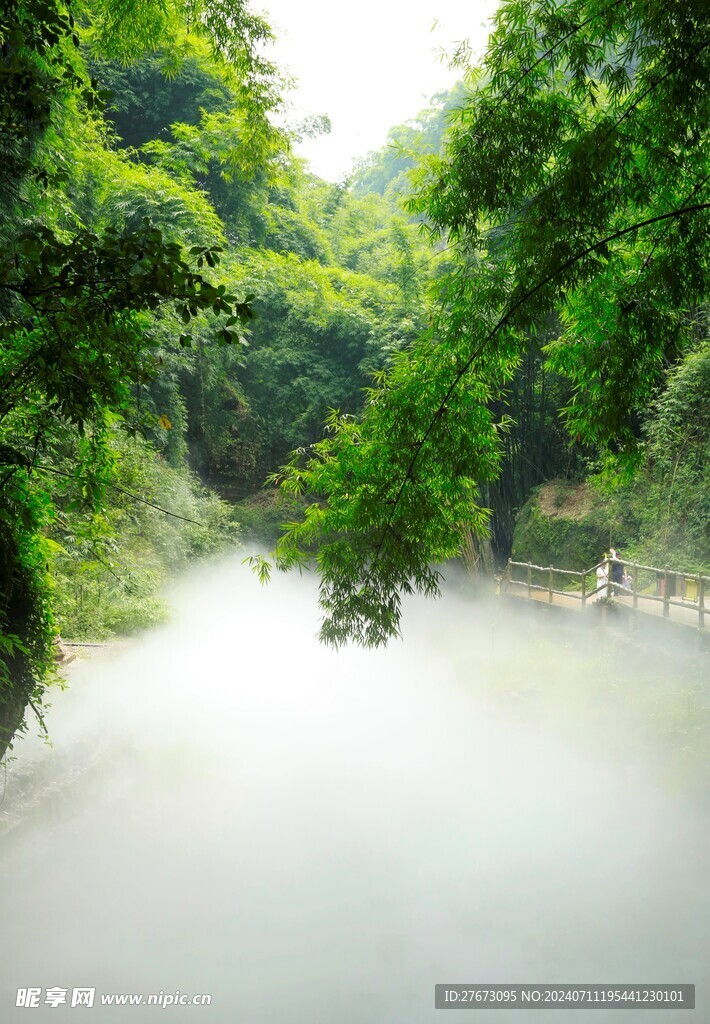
<box><xmin>0</xmin><ymin>0</ymin><xmax>279</xmax><ymax>754</ymax></box>
<box><xmin>261</xmin><ymin>0</ymin><xmax>710</xmax><ymax>645</ymax></box>
<box><xmin>0</xmin><ymin>0</ymin><xmax>436</xmax><ymax>755</ymax></box>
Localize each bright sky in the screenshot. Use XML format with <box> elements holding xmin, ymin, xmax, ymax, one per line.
<box><xmin>258</xmin><ymin>0</ymin><xmax>501</xmax><ymax>181</ymax></box>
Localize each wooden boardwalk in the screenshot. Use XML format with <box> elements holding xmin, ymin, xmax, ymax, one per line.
<box><xmin>504</xmin><ymin>557</ymin><xmax>708</xmax><ymax>631</ymax></box>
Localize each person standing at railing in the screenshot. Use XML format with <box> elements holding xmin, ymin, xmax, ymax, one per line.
<box><xmin>596</xmin><ymin>557</ymin><xmax>608</xmax><ymax>596</ymax></box>
<box><xmin>609</xmin><ymin>547</ymin><xmax>624</xmax><ymax>595</ymax></box>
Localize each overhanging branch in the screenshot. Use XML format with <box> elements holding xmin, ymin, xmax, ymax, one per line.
<box><xmin>367</xmin><ymin>197</ymin><xmax>710</xmax><ymax>574</ymax></box>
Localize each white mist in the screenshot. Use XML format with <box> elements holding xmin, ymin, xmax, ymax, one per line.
<box><xmin>0</xmin><ymin>554</ymin><xmax>707</xmax><ymax>1021</ymax></box>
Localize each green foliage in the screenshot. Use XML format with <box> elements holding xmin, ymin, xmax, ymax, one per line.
<box><xmin>70</xmin><ymin>41</ymin><xmax>435</xmax><ymax>516</ymax></box>
<box><xmin>513</xmin><ymin>342</ymin><xmax>710</xmax><ymax>574</ymax></box>
<box><xmin>0</xmin><ymin>221</ymin><xmax>251</xmax><ymax>430</ymax></box>
<box><xmin>235</xmin><ymin>250</ymin><xmax>426</xmax><ymax>467</ymax></box>
<box><xmin>1</xmin><ymin>0</ymin><xmax>445</xmax><ymax>757</ymax></box>
<box><xmin>0</xmin><ymin>0</ymin><xmax>278</xmax><ymax>757</ymax></box>
<box><xmin>0</xmin><ymin>0</ymin><xmax>86</xmax><ymax>202</ymax></box>
<box><xmin>263</xmin><ymin>353</ymin><xmax>504</xmax><ymax>646</ymax></box>
<box><xmin>171</xmin><ymin>241</ymin><xmax>428</xmax><ymax>499</ymax></box>
<box><xmin>233</xmin><ymin>488</ymin><xmax>308</xmax><ymax>545</ymax></box>
<box><xmin>413</xmin><ymin>0</ymin><xmax>710</xmax><ymax>457</ymax></box>
<box><xmin>487</xmin><ymin>342</ymin><xmax>585</xmax><ymax>556</ymax></box>
<box><xmin>618</xmin><ymin>340</ymin><xmax>710</xmax><ymax>570</ymax></box>
<box><xmin>90</xmin><ymin>152</ymin><xmax>227</xmax><ymax>248</ymax></box>
<box><xmin>512</xmin><ymin>483</ymin><xmax>614</xmax><ymax>570</ymax></box>
<box><xmin>264</xmin><ymin>0</ymin><xmax>710</xmax><ymax>645</ymax></box>
<box><xmin>84</xmin><ymin>0</ymin><xmax>278</xmax><ymax>95</ymax></box>
<box><xmin>0</xmin><ymin>470</ymin><xmax>56</xmax><ymax>752</ymax></box>
<box><xmin>89</xmin><ymin>43</ymin><xmax>233</xmax><ymax>149</ymax></box>
<box><xmin>49</xmin><ymin>429</ymin><xmax>239</xmax><ymax>639</ymax></box>
<box><xmin>95</xmin><ymin>40</ymin><xmax>290</xmax><ymax>250</ymax></box>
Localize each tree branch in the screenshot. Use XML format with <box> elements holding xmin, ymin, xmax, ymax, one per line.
<box><xmin>367</xmin><ymin>197</ymin><xmax>710</xmax><ymax>574</ymax></box>
<box><xmin>23</xmin><ymin>462</ymin><xmax>206</xmax><ymax>527</ymax></box>
<box><xmin>476</xmin><ymin>0</ymin><xmax>627</xmax><ymax>137</ymax></box>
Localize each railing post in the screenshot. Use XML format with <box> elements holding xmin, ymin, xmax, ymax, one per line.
<box><xmin>548</xmin><ymin>567</ymin><xmax>553</xmax><ymax>603</ymax></box>
<box><xmin>699</xmin><ymin>575</ymin><xmax>705</xmax><ymax>630</ymax></box>
<box><xmin>663</xmin><ymin>566</ymin><xmax>670</xmax><ymax>618</ymax></box>
<box><xmin>527</xmin><ymin>562</ymin><xmax>532</xmax><ymax>598</ymax></box>
<box><xmin>581</xmin><ymin>572</ymin><xmax>586</xmax><ymax>608</ymax></box>
<box><xmin>632</xmin><ymin>562</ymin><xmax>638</xmax><ymax>610</ymax></box>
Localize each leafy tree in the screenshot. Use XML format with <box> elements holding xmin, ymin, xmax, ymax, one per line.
<box><xmin>83</xmin><ymin>43</ymin><xmax>433</xmax><ymax>507</ymax></box>
<box><xmin>261</xmin><ymin>0</ymin><xmax>710</xmax><ymax>645</ymax></box>
<box><xmin>174</xmin><ymin>246</ymin><xmax>427</xmax><ymax>498</ymax></box>
<box><xmin>0</xmin><ymin>0</ymin><xmax>275</xmax><ymax>758</ymax></box>
<box><xmin>47</xmin><ymin>424</ymin><xmax>239</xmax><ymax>640</ymax></box>
<box><xmin>615</xmin><ymin>335</ymin><xmax>710</xmax><ymax>569</ymax></box>
<box><xmin>644</xmin><ymin>340</ymin><xmax>710</xmax><ymax>563</ymax></box>
<box><xmin>1</xmin><ymin>0</ymin><xmax>440</xmax><ymax>756</ymax></box>
<box><xmin>89</xmin><ymin>43</ymin><xmax>234</xmax><ymax>150</ymax></box>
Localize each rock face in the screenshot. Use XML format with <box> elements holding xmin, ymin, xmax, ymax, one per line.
<box><xmin>511</xmin><ymin>480</ymin><xmax>622</xmax><ymax>571</ymax></box>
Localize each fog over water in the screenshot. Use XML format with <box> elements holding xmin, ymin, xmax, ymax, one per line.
<box><xmin>1</xmin><ymin>553</ymin><xmax>707</xmax><ymax>1021</ymax></box>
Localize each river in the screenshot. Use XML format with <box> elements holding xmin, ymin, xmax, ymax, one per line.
<box><xmin>1</xmin><ymin>554</ymin><xmax>707</xmax><ymax>1021</ymax></box>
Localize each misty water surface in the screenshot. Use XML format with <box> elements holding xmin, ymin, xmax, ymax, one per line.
<box><xmin>1</xmin><ymin>554</ymin><xmax>707</xmax><ymax>1022</ymax></box>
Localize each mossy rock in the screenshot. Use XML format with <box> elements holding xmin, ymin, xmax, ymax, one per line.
<box><xmin>512</xmin><ymin>481</ymin><xmax>629</xmax><ymax>570</ymax></box>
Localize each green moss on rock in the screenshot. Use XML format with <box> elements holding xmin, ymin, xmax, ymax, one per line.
<box><xmin>512</xmin><ymin>481</ymin><xmax>629</xmax><ymax>570</ymax></box>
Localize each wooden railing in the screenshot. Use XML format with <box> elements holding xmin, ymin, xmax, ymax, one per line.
<box><xmin>505</xmin><ymin>556</ymin><xmax>708</xmax><ymax>630</ymax></box>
